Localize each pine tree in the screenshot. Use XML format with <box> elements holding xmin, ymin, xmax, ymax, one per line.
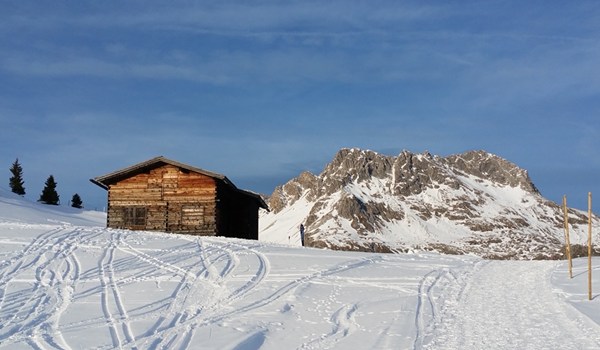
<box><xmin>39</xmin><ymin>175</ymin><xmax>60</xmax><ymax>205</ymax></box>
<box><xmin>71</xmin><ymin>193</ymin><xmax>83</xmax><ymax>209</ymax></box>
<box><xmin>9</xmin><ymin>158</ymin><xmax>26</xmax><ymax>195</ymax></box>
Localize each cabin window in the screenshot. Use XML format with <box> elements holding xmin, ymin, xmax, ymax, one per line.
<box><xmin>123</xmin><ymin>207</ymin><xmax>147</xmax><ymax>227</ymax></box>
<box><xmin>181</xmin><ymin>205</ymin><xmax>204</xmax><ymax>226</ymax></box>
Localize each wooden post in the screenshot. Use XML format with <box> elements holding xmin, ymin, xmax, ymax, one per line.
<box><xmin>588</xmin><ymin>192</ymin><xmax>592</xmax><ymax>300</ymax></box>
<box><xmin>563</xmin><ymin>195</ymin><xmax>573</xmax><ymax>278</ymax></box>
<box><xmin>588</xmin><ymin>192</ymin><xmax>593</xmax><ymax>301</ymax></box>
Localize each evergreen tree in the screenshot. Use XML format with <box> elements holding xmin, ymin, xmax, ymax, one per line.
<box><xmin>39</xmin><ymin>175</ymin><xmax>60</xmax><ymax>205</ymax></box>
<box><xmin>9</xmin><ymin>158</ymin><xmax>26</xmax><ymax>195</ymax></box>
<box><xmin>71</xmin><ymin>193</ymin><xmax>83</xmax><ymax>209</ymax></box>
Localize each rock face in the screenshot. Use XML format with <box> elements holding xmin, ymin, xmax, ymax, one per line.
<box><xmin>260</xmin><ymin>148</ymin><xmax>599</xmax><ymax>259</ymax></box>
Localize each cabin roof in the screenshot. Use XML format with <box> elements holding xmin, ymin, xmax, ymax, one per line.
<box><xmin>90</xmin><ymin>156</ymin><xmax>268</xmax><ymax>209</ymax></box>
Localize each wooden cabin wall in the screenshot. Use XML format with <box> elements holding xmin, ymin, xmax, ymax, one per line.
<box><xmin>215</xmin><ymin>183</ymin><xmax>259</xmax><ymax>240</ymax></box>
<box><xmin>107</xmin><ymin>164</ymin><xmax>217</xmax><ymax>235</ymax></box>
<box><xmin>236</xmin><ymin>193</ymin><xmax>260</xmax><ymax>240</ymax></box>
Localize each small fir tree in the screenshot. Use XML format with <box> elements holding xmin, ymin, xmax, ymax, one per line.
<box><xmin>39</xmin><ymin>175</ymin><xmax>60</xmax><ymax>205</ymax></box>
<box><xmin>71</xmin><ymin>193</ymin><xmax>83</xmax><ymax>209</ymax></box>
<box><xmin>9</xmin><ymin>158</ymin><xmax>26</xmax><ymax>195</ymax></box>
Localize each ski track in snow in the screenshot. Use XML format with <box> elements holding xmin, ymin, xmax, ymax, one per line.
<box><xmin>1</xmin><ymin>219</ymin><xmax>599</xmax><ymax>349</ymax></box>
<box><xmin>0</xmin><ymin>226</ymin><xmax>250</xmax><ymax>348</ymax></box>
<box><xmin>130</xmin><ymin>239</ymin><xmax>273</xmax><ymax>349</ymax></box>
<box><xmin>0</xmin><ymin>227</ymin><xmax>103</xmax><ymax>348</ymax></box>
<box><xmin>98</xmin><ymin>229</ymin><xmax>136</xmax><ymax>348</ymax></box>
<box><xmin>420</xmin><ymin>261</ymin><xmax>600</xmax><ymax>350</ymax></box>
<box><xmin>0</xmin><ymin>225</ymin><xmax>393</xmax><ymax>349</ymax></box>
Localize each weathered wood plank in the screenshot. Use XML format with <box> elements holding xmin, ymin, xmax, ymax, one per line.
<box><xmin>103</xmin><ymin>162</ymin><xmax>257</xmax><ymax>239</ymax></box>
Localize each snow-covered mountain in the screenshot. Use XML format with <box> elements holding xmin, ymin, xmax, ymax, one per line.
<box><xmin>260</xmin><ymin>148</ymin><xmax>600</xmax><ymax>259</ymax></box>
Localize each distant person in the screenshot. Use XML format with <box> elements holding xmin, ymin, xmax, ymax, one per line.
<box><xmin>300</xmin><ymin>224</ymin><xmax>305</xmax><ymax>246</ymax></box>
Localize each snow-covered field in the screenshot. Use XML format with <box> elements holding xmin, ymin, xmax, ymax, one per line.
<box><xmin>1</xmin><ymin>189</ymin><xmax>599</xmax><ymax>349</ymax></box>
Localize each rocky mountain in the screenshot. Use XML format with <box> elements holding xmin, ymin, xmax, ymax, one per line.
<box><xmin>260</xmin><ymin>148</ymin><xmax>599</xmax><ymax>259</ymax></box>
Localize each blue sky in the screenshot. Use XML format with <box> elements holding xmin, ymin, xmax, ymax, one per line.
<box><xmin>1</xmin><ymin>1</ymin><xmax>599</xmax><ymax>211</ymax></box>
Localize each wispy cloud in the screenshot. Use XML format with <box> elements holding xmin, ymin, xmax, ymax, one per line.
<box><xmin>3</xmin><ymin>1</ymin><xmax>599</xmax><ymax>94</ymax></box>
<box><xmin>1</xmin><ymin>1</ymin><xmax>448</xmax><ymax>33</ymax></box>
<box><xmin>1</xmin><ymin>55</ymin><xmax>230</xmax><ymax>84</ymax></box>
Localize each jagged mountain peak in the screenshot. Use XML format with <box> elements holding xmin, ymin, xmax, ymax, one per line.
<box><xmin>392</xmin><ymin>149</ymin><xmax>454</xmax><ymax>196</ymax></box>
<box><xmin>324</xmin><ymin>148</ymin><xmax>393</xmax><ymax>179</ymax></box>
<box><xmin>444</xmin><ymin>150</ymin><xmax>539</xmax><ymax>194</ymax></box>
<box><xmin>260</xmin><ymin>147</ymin><xmax>598</xmax><ymax>259</ymax></box>
<box><xmin>268</xmin><ymin>171</ymin><xmax>318</xmax><ymax>213</ymax></box>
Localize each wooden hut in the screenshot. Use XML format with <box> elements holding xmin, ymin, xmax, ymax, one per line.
<box><xmin>90</xmin><ymin>156</ymin><xmax>268</xmax><ymax>240</ymax></box>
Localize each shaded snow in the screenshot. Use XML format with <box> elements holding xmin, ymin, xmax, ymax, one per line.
<box><xmin>259</xmin><ymin>194</ymin><xmax>313</xmax><ymax>246</ymax></box>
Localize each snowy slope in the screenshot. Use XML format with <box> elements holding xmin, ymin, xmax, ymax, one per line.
<box><xmin>0</xmin><ymin>188</ymin><xmax>106</xmax><ymax>227</ymax></box>
<box><xmin>1</xmin><ymin>189</ymin><xmax>599</xmax><ymax>349</ymax></box>
<box><xmin>261</xmin><ymin>148</ymin><xmax>600</xmax><ymax>259</ymax></box>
